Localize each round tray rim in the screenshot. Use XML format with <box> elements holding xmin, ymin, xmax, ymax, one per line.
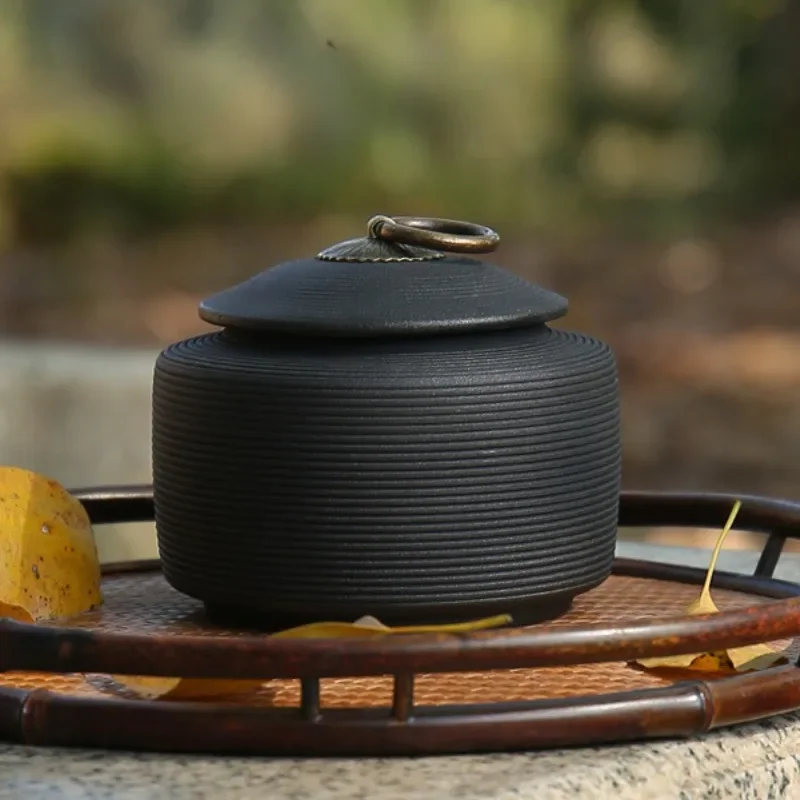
<box><xmin>3</xmin><ymin>487</ymin><xmax>800</xmax><ymax>757</ymax></box>
<box><xmin>3</xmin><ymin>489</ymin><xmax>800</xmax><ymax>680</ymax></box>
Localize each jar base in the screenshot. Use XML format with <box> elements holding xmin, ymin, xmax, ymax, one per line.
<box><xmin>201</xmin><ymin>594</ymin><xmax>575</xmax><ymax>632</ymax></box>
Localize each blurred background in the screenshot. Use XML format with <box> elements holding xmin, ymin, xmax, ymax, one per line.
<box><xmin>0</xmin><ymin>0</ymin><xmax>797</xmax><ymax>560</ymax></box>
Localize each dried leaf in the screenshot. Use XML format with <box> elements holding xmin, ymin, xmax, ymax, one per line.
<box><xmin>0</xmin><ymin>600</ymin><xmax>34</xmax><ymax>622</ymax></box>
<box><xmin>107</xmin><ymin>614</ymin><xmax>512</xmax><ymax>700</ymax></box>
<box><xmin>725</xmin><ymin>643</ymin><xmax>787</xmax><ymax>671</ymax></box>
<box><xmin>0</xmin><ymin>466</ymin><xmax>102</xmax><ymax>621</ymax></box>
<box><xmin>388</xmin><ymin>614</ymin><xmax>513</xmax><ymax>634</ymax></box>
<box><xmin>274</xmin><ymin>614</ymin><xmax>513</xmax><ymax>639</ymax></box>
<box><xmin>103</xmin><ymin>675</ymin><xmax>267</xmax><ymax>701</ymax></box>
<box><xmin>635</xmin><ymin>500</ymin><xmax>788</xmax><ymax>674</ymax></box>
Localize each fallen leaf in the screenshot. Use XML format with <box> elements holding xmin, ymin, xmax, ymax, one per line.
<box><xmin>635</xmin><ymin>500</ymin><xmax>789</xmax><ymax>673</ymax></box>
<box><xmin>0</xmin><ymin>466</ymin><xmax>102</xmax><ymax>621</ymax></box>
<box><xmin>389</xmin><ymin>614</ymin><xmax>513</xmax><ymax>634</ymax></box>
<box><xmin>274</xmin><ymin>613</ymin><xmax>513</xmax><ymax>639</ymax></box>
<box><xmin>106</xmin><ymin>614</ymin><xmax>512</xmax><ymax>700</ymax></box>
<box><xmin>0</xmin><ymin>601</ymin><xmax>35</xmax><ymax>622</ymax></box>
<box><xmin>101</xmin><ymin>674</ymin><xmax>267</xmax><ymax>701</ymax></box>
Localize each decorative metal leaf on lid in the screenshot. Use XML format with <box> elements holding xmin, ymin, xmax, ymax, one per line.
<box><xmin>316</xmin><ymin>215</ymin><xmax>499</xmax><ymax>262</ymax></box>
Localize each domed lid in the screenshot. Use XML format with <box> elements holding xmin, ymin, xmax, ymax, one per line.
<box><xmin>199</xmin><ymin>215</ymin><xmax>567</xmax><ymax>337</ymax></box>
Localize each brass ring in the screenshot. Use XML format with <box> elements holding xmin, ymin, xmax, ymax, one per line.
<box><xmin>367</xmin><ymin>215</ymin><xmax>500</xmax><ymax>254</ymax></box>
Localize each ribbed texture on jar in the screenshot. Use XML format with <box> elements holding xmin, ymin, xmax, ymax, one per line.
<box><xmin>152</xmin><ymin>326</ymin><xmax>621</xmax><ymax>623</ymax></box>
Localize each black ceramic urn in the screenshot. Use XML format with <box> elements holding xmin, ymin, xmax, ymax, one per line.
<box><xmin>152</xmin><ymin>216</ymin><xmax>621</xmax><ymax>626</ymax></box>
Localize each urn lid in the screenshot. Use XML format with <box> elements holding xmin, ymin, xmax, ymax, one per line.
<box><xmin>199</xmin><ymin>215</ymin><xmax>568</xmax><ymax>337</ymax></box>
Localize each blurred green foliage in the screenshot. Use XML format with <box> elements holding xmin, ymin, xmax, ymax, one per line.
<box><xmin>0</xmin><ymin>0</ymin><xmax>798</xmax><ymax>244</ymax></box>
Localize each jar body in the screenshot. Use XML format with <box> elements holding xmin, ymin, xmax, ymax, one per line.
<box><xmin>152</xmin><ymin>326</ymin><xmax>621</xmax><ymax>625</ymax></box>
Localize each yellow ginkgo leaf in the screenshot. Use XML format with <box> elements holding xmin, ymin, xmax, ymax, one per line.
<box><xmin>0</xmin><ymin>466</ymin><xmax>102</xmax><ymax>622</ymax></box>
<box><xmin>635</xmin><ymin>500</ymin><xmax>788</xmax><ymax>674</ymax></box>
<box><xmin>274</xmin><ymin>613</ymin><xmax>513</xmax><ymax>638</ymax></box>
<box><xmin>106</xmin><ymin>613</ymin><xmax>512</xmax><ymax>700</ymax></box>
<box><xmin>102</xmin><ymin>674</ymin><xmax>267</xmax><ymax>701</ymax></box>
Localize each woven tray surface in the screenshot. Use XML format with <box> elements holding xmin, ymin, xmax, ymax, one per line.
<box><xmin>2</xmin><ymin>571</ymin><xmax>792</xmax><ymax>707</ymax></box>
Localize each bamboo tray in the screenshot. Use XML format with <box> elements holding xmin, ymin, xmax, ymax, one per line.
<box><xmin>2</xmin><ymin>488</ymin><xmax>800</xmax><ymax>756</ymax></box>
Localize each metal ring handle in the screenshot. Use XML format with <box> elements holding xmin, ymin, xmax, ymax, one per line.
<box><xmin>367</xmin><ymin>215</ymin><xmax>500</xmax><ymax>254</ymax></box>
